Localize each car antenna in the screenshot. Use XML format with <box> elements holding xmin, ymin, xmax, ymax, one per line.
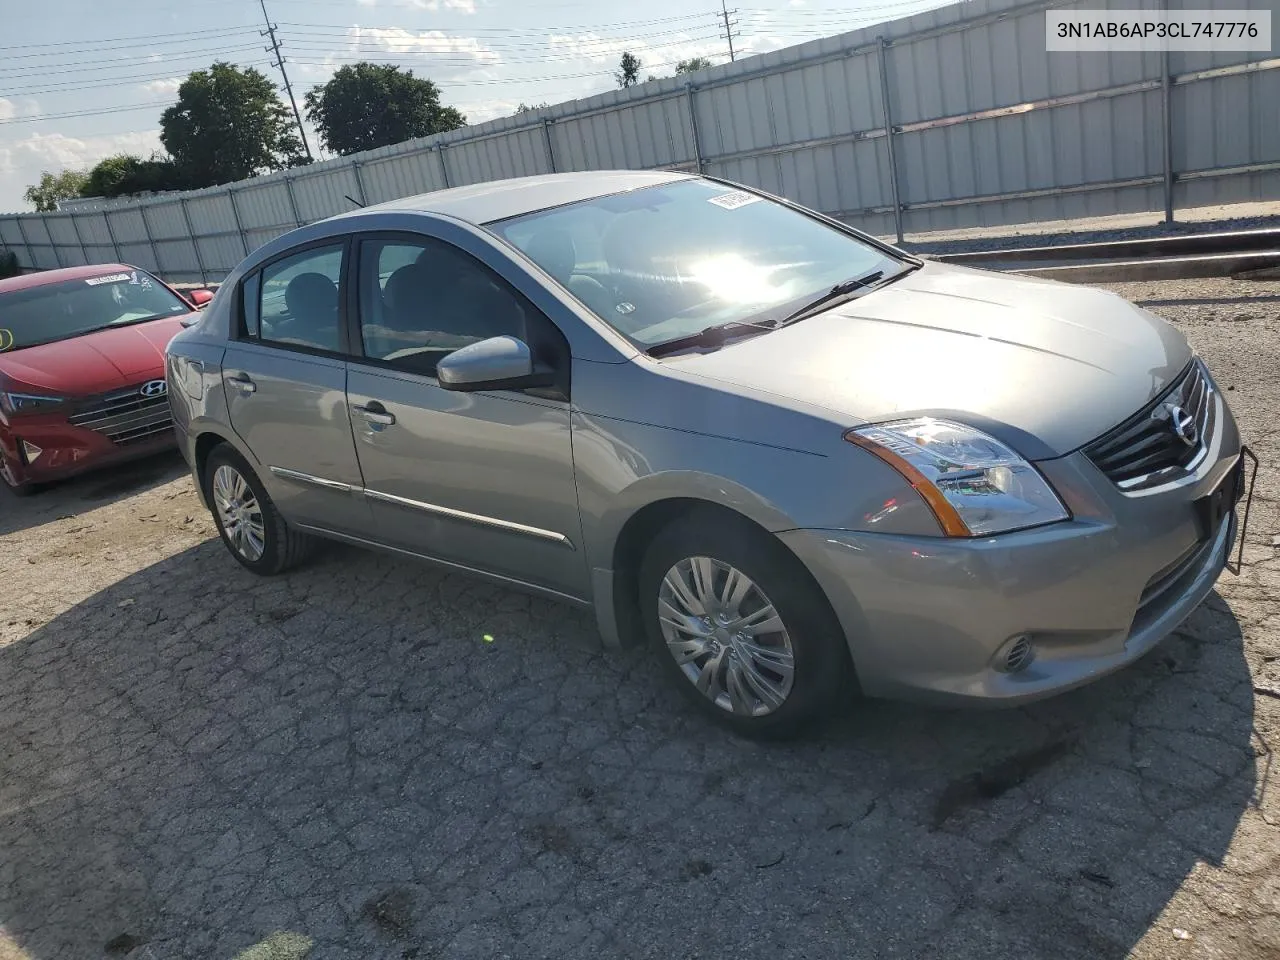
<box><xmin>344</xmin><ymin>194</ymin><xmax>365</xmax><ymax>209</ymax></box>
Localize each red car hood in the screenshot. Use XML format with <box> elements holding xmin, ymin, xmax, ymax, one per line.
<box><xmin>0</xmin><ymin>317</ymin><xmax>188</xmax><ymax>395</ymax></box>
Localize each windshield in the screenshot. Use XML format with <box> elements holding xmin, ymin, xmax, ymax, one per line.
<box><xmin>0</xmin><ymin>270</ymin><xmax>190</xmax><ymax>352</ymax></box>
<box><xmin>490</xmin><ymin>179</ymin><xmax>901</xmax><ymax>347</ymax></box>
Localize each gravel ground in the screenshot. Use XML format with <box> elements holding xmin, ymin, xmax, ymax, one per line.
<box><xmin>1</xmin><ymin>277</ymin><xmax>1279</xmax><ymax>960</ymax></box>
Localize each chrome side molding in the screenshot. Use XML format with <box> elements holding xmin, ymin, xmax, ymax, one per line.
<box><xmin>362</xmin><ymin>488</ymin><xmax>575</xmax><ymax>549</ymax></box>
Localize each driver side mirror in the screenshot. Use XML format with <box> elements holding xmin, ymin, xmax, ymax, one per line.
<box><xmin>188</xmin><ymin>289</ymin><xmax>214</xmax><ymax>309</ymax></box>
<box><xmin>436</xmin><ymin>336</ymin><xmax>556</xmax><ymax>392</ymax></box>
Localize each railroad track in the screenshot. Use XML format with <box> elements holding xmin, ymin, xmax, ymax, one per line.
<box><xmin>930</xmin><ymin>227</ymin><xmax>1280</xmax><ymax>283</ymax></box>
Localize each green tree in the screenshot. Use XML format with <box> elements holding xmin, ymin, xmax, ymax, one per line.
<box><xmin>82</xmin><ymin>154</ymin><xmax>190</xmax><ymax>198</ymax></box>
<box><xmin>615</xmin><ymin>51</ymin><xmax>642</xmax><ymax>88</ymax></box>
<box><xmin>161</xmin><ymin>62</ymin><xmax>303</xmax><ymax>188</ymax></box>
<box><xmin>23</xmin><ymin>170</ymin><xmax>89</xmax><ymax>212</ymax></box>
<box><xmin>515</xmin><ymin>102</ymin><xmax>551</xmax><ymax>114</ymax></box>
<box><xmin>304</xmin><ymin>63</ymin><xmax>465</xmax><ymax>156</ymax></box>
<box><xmin>675</xmin><ymin>57</ymin><xmax>715</xmax><ymax>75</ymax></box>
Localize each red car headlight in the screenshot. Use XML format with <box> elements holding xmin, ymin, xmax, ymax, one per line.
<box><xmin>0</xmin><ymin>392</ymin><xmax>67</xmax><ymax>416</ymax></box>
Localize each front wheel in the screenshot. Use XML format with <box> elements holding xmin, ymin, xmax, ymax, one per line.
<box><xmin>0</xmin><ymin>454</ymin><xmax>35</xmax><ymax>497</ymax></box>
<box><xmin>638</xmin><ymin>511</ymin><xmax>850</xmax><ymax>738</ymax></box>
<box><xmin>203</xmin><ymin>445</ymin><xmax>317</xmax><ymax>575</ymax></box>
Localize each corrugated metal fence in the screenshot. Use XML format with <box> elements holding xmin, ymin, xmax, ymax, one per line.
<box><xmin>3</xmin><ymin>0</ymin><xmax>1277</xmax><ymax>283</ymax></box>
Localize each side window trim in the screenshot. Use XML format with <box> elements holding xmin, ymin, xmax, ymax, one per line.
<box><xmin>239</xmin><ymin>271</ymin><xmax>262</xmax><ymax>339</ymax></box>
<box><xmin>234</xmin><ymin>236</ymin><xmax>352</xmax><ymax>359</ymax></box>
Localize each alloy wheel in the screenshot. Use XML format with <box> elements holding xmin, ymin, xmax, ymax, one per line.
<box><xmin>212</xmin><ymin>464</ymin><xmax>266</xmax><ymax>562</ymax></box>
<box><xmin>657</xmin><ymin>556</ymin><xmax>796</xmax><ymax>717</ymax></box>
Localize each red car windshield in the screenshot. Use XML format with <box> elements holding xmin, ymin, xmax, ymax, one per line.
<box><xmin>0</xmin><ymin>270</ymin><xmax>190</xmax><ymax>352</ymax></box>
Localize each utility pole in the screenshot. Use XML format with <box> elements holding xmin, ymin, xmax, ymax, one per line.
<box><xmin>258</xmin><ymin>0</ymin><xmax>313</xmax><ymax>162</ymax></box>
<box><xmin>719</xmin><ymin>0</ymin><xmax>739</xmax><ymax>61</ymax></box>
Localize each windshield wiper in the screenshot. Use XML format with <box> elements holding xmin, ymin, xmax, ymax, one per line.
<box><xmin>646</xmin><ymin>320</ymin><xmax>776</xmax><ymax>358</ymax></box>
<box><xmin>108</xmin><ymin>314</ymin><xmax>172</xmax><ymax>327</ymax></box>
<box><xmin>775</xmin><ymin>269</ymin><xmax>888</xmax><ymax>327</ymax></box>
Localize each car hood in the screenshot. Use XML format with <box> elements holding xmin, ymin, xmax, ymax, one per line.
<box><xmin>0</xmin><ymin>317</ymin><xmax>186</xmax><ymax>396</ymax></box>
<box><xmin>667</xmin><ymin>261</ymin><xmax>1192</xmax><ymax>459</ymax></box>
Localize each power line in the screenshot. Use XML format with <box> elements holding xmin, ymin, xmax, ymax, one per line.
<box><xmin>0</xmin><ymin>43</ymin><xmax>271</xmax><ymax>78</ymax></box>
<box><xmin>0</xmin><ymin>48</ymin><xmax>269</xmax><ymax>87</ymax></box>
<box><xmin>0</xmin><ymin>100</ymin><xmax>176</xmax><ymax>126</ymax></box>
<box><xmin>257</xmin><ymin>0</ymin><xmax>312</xmax><ymax>161</ymax></box>
<box><xmin>0</xmin><ymin>24</ymin><xmax>259</xmax><ymax>53</ymax></box>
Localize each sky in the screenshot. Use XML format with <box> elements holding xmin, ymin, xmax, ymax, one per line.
<box><xmin>0</xmin><ymin>0</ymin><xmax>951</xmax><ymax>212</ymax></box>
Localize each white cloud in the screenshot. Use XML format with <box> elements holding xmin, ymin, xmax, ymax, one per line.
<box><xmin>459</xmin><ymin>99</ymin><xmax>522</xmax><ymax>123</ymax></box>
<box><xmin>0</xmin><ymin>129</ymin><xmax>162</xmax><ymax>211</ymax></box>
<box><xmin>348</xmin><ymin>26</ymin><xmax>499</xmax><ymax>66</ymax></box>
<box><xmin>357</xmin><ymin>0</ymin><xmax>476</xmax><ymax>9</ymax></box>
<box><xmin>141</xmin><ymin>77</ymin><xmax>183</xmax><ymax>96</ymax></box>
<box><xmin>0</xmin><ymin>98</ymin><xmax>39</xmax><ymax>122</ymax></box>
<box><xmin>549</xmin><ymin>32</ymin><xmax>724</xmax><ymax>74</ymax></box>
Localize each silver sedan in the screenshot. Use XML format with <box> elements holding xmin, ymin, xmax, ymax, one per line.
<box><xmin>166</xmin><ymin>171</ymin><xmax>1249</xmax><ymax>737</ymax></box>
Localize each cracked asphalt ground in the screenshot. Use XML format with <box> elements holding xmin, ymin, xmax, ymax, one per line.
<box><xmin>2</xmin><ymin>278</ymin><xmax>1279</xmax><ymax>960</ymax></box>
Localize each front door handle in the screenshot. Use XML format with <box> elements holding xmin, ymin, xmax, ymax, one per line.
<box><xmin>353</xmin><ymin>402</ymin><xmax>396</xmax><ymax>426</ymax></box>
<box><xmin>227</xmin><ymin>373</ymin><xmax>256</xmax><ymax>394</ymax></box>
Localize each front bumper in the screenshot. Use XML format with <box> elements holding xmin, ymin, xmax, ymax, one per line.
<box><xmin>779</xmin><ymin>406</ymin><xmax>1245</xmax><ymax>706</ymax></box>
<box><xmin>0</xmin><ymin>412</ymin><xmax>176</xmax><ymax>488</ymax></box>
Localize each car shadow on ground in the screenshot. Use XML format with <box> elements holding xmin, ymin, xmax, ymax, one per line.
<box><xmin>0</xmin><ymin>451</ymin><xmax>189</xmax><ymax>538</ymax></box>
<box><xmin>0</xmin><ymin>541</ymin><xmax>1259</xmax><ymax>959</ymax></box>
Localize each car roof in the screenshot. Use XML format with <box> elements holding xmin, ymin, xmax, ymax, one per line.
<box><xmin>0</xmin><ymin>263</ymin><xmax>135</xmax><ymax>295</ymax></box>
<box><xmin>340</xmin><ymin>170</ymin><xmax>693</xmax><ymax>226</ymax></box>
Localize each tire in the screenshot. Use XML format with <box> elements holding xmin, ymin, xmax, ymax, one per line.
<box><xmin>202</xmin><ymin>444</ymin><xmax>317</xmax><ymax>575</ymax></box>
<box><xmin>0</xmin><ymin>455</ymin><xmax>35</xmax><ymax>497</ymax></box>
<box><xmin>637</xmin><ymin>509</ymin><xmax>851</xmax><ymax>739</ymax></box>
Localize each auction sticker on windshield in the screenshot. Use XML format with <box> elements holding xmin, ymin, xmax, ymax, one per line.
<box><xmin>85</xmin><ymin>273</ymin><xmax>132</xmax><ymax>286</ymax></box>
<box><xmin>708</xmin><ymin>191</ymin><xmax>762</xmax><ymax>210</ymax></box>
<box><xmin>0</xmin><ymin>329</ymin><xmax>12</xmax><ymax>351</ymax></box>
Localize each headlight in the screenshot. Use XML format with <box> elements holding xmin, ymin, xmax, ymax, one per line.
<box><xmin>0</xmin><ymin>392</ymin><xmax>66</xmax><ymax>416</ymax></box>
<box><xmin>846</xmin><ymin>418</ymin><xmax>1069</xmax><ymax>536</ymax></box>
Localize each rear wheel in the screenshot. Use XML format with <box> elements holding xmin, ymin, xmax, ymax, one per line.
<box><xmin>203</xmin><ymin>444</ymin><xmax>317</xmax><ymax>575</ymax></box>
<box><xmin>638</xmin><ymin>510</ymin><xmax>850</xmax><ymax>738</ymax></box>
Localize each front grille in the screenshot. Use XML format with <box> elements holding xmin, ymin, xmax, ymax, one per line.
<box><xmin>68</xmin><ymin>385</ymin><xmax>173</xmax><ymax>446</ymax></box>
<box><xmin>1084</xmin><ymin>360</ymin><xmax>1214</xmax><ymax>491</ymax></box>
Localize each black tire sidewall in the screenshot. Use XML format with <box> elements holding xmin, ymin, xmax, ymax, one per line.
<box><xmin>203</xmin><ymin>446</ymin><xmax>286</xmax><ymax>575</ymax></box>
<box><xmin>0</xmin><ymin>454</ymin><xmax>34</xmax><ymax>496</ymax></box>
<box><xmin>637</xmin><ymin>512</ymin><xmax>849</xmax><ymax>738</ymax></box>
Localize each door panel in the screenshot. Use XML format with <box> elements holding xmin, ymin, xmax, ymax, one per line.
<box><xmin>223</xmin><ymin>342</ymin><xmax>372</xmax><ymax>533</ymax></box>
<box><xmin>223</xmin><ymin>241</ymin><xmax>370</xmax><ymax>533</ymax></box>
<box><xmin>347</xmin><ymin>365</ymin><xmax>586</xmax><ymax>597</ymax></box>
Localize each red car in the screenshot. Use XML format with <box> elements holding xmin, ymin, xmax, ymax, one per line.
<box><xmin>0</xmin><ymin>264</ymin><xmax>213</xmax><ymax>495</ymax></box>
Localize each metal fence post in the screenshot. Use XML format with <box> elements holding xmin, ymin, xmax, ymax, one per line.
<box><xmin>284</xmin><ymin>176</ymin><xmax>303</xmax><ymax>226</ymax></box>
<box><xmin>138</xmin><ymin>202</ymin><xmax>161</xmax><ymax>273</ymax></box>
<box><xmin>686</xmin><ymin>83</ymin><xmax>705</xmax><ymax>170</ymax></box>
<box><xmin>1160</xmin><ymin>47</ymin><xmax>1175</xmax><ymax>223</ymax></box>
<box><xmin>352</xmin><ymin>160</ymin><xmax>369</xmax><ymax>206</ymax></box>
<box><xmin>68</xmin><ymin>212</ymin><xmax>89</xmax><ymax>266</ymax></box>
<box><xmin>542</xmin><ymin>119</ymin><xmax>557</xmax><ymax>173</ymax></box>
<box><xmin>180</xmin><ymin>198</ymin><xmax>207</xmax><ymax>286</ymax></box>
<box><xmin>437</xmin><ymin>144</ymin><xmax>451</xmax><ymax>188</ymax></box>
<box><xmin>877</xmin><ymin>37</ymin><xmax>905</xmax><ymax>244</ymax></box>
<box><xmin>227</xmin><ymin>189</ymin><xmax>250</xmax><ymax>256</ymax></box>
<box><xmin>44</xmin><ymin>216</ymin><xmax>65</xmax><ymax>268</ymax></box>
<box><xmin>102</xmin><ymin>211</ymin><xmax>123</xmax><ymax>263</ymax></box>
<box><xmin>14</xmin><ymin>217</ymin><xmax>33</xmax><ymax>270</ymax></box>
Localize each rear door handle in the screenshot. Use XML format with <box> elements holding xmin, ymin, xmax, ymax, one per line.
<box><xmin>353</xmin><ymin>401</ymin><xmax>396</xmax><ymax>426</ymax></box>
<box><xmin>227</xmin><ymin>373</ymin><xmax>256</xmax><ymax>394</ymax></box>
